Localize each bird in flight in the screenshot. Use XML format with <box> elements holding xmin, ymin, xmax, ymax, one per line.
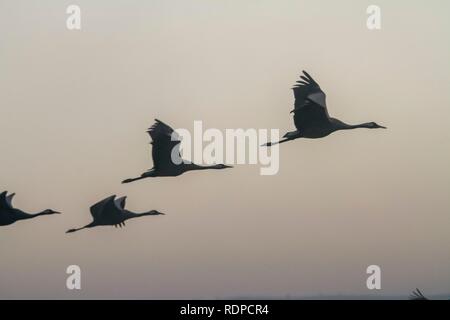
<box><xmin>0</xmin><ymin>191</ymin><xmax>60</xmax><ymax>226</ymax></box>
<box><xmin>263</xmin><ymin>71</ymin><xmax>386</xmax><ymax>146</ymax></box>
<box><xmin>66</xmin><ymin>195</ymin><xmax>164</xmax><ymax>233</ymax></box>
<box><xmin>122</xmin><ymin>119</ymin><xmax>232</xmax><ymax>184</ymax></box>
<box><xmin>409</xmin><ymin>288</ymin><xmax>428</xmax><ymax>300</ymax></box>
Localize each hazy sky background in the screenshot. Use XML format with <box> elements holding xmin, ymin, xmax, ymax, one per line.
<box><xmin>0</xmin><ymin>0</ymin><xmax>449</xmax><ymax>299</ymax></box>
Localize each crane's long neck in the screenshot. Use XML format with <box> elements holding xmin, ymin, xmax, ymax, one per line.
<box><xmin>125</xmin><ymin>210</ymin><xmax>159</xmax><ymax>218</ymax></box>
<box><xmin>140</xmin><ymin>210</ymin><xmax>160</xmax><ymax>216</ymax></box>
<box><xmin>32</xmin><ymin>210</ymin><xmax>52</xmax><ymax>217</ymax></box>
<box><xmin>335</xmin><ymin>121</ymin><xmax>372</xmax><ymax>130</ymax></box>
<box><xmin>17</xmin><ymin>210</ymin><xmax>52</xmax><ymax>220</ymax></box>
<box><xmin>185</xmin><ymin>164</ymin><xmax>223</xmax><ymax>171</ymax></box>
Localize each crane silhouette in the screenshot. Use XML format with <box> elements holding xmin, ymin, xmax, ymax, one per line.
<box><xmin>0</xmin><ymin>191</ymin><xmax>60</xmax><ymax>226</ymax></box>
<box><xmin>263</xmin><ymin>71</ymin><xmax>386</xmax><ymax>146</ymax></box>
<box><xmin>66</xmin><ymin>195</ymin><xmax>164</xmax><ymax>233</ymax></box>
<box><xmin>122</xmin><ymin>119</ymin><xmax>232</xmax><ymax>183</ymax></box>
<box><xmin>409</xmin><ymin>288</ymin><xmax>428</xmax><ymax>300</ymax></box>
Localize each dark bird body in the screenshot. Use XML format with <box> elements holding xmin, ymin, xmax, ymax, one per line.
<box><xmin>66</xmin><ymin>195</ymin><xmax>164</xmax><ymax>233</ymax></box>
<box><xmin>0</xmin><ymin>191</ymin><xmax>60</xmax><ymax>226</ymax></box>
<box><xmin>122</xmin><ymin>119</ymin><xmax>232</xmax><ymax>183</ymax></box>
<box><xmin>263</xmin><ymin>71</ymin><xmax>386</xmax><ymax>146</ymax></box>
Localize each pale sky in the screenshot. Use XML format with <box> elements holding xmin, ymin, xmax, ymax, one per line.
<box><xmin>0</xmin><ymin>0</ymin><xmax>449</xmax><ymax>299</ymax></box>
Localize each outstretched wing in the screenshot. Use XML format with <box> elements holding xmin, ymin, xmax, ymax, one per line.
<box><xmin>147</xmin><ymin>119</ymin><xmax>182</xmax><ymax>170</ymax></box>
<box><xmin>0</xmin><ymin>191</ymin><xmax>14</xmax><ymax>210</ymax></box>
<box><xmin>114</xmin><ymin>196</ymin><xmax>127</xmax><ymax>209</ymax></box>
<box><xmin>101</xmin><ymin>196</ymin><xmax>126</xmax><ymax>222</ymax></box>
<box><xmin>292</xmin><ymin>71</ymin><xmax>330</xmax><ymax>131</ymax></box>
<box><xmin>89</xmin><ymin>195</ymin><xmax>125</xmax><ymax>224</ymax></box>
<box><xmin>89</xmin><ymin>195</ymin><xmax>116</xmax><ymax>220</ymax></box>
<box><xmin>409</xmin><ymin>288</ymin><xmax>428</xmax><ymax>300</ymax></box>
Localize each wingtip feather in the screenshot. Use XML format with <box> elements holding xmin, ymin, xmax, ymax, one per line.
<box><xmin>302</xmin><ymin>70</ymin><xmax>315</xmax><ymax>82</ymax></box>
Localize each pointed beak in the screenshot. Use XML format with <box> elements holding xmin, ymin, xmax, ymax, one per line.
<box><xmin>54</xmin><ymin>211</ymin><xmax>62</xmax><ymax>214</ymax></box>
<box><xmin>379</xmin><ymin>125</ymin><xmax>387</xmax><ymax>129</ymax></box>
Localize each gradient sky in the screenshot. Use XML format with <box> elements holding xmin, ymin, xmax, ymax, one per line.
<box><xmin>0</xmin><ymin>0</ymin><xmax>449</xmax><ymax>299</ymax></box>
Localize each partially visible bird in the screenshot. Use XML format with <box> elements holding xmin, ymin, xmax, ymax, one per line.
<box><xmin>0</xmin><ymin>191</ymin><xmax>60</xmax><ymax>226</ymax></box>
<box><xmin>263</xmin><ymin>70</ymin><xmax>386</xmax><ymax>146</ymax></box>
<box><xmin>122</xmin><ymin>119</ymin><xmax>232</xmax><ymax>184</ymax></box>
<box><xmin>66</xmin><ymin>195</ymin><xmax>164</xmax><ymax>233</ymax></box>
<box><xmin>409</xmin><ymin>288</ymin><xmax>428</xmax><ymax>300</ymax></box>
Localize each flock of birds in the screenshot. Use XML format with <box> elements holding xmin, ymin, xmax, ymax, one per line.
<box><xmin>1</xmin><ymin>70</ymin><xmax>439</xmax><ymax>299</ymax></box>
<box><xmin>2</xmin><ymin>71</ymin><xmax>385</xmax><ymax>231</ymax></box>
